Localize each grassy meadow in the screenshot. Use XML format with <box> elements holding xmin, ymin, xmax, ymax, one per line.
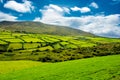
<box><xmin>0</xmin><ymin>55</ymin><xmax>120</xmax><ymax>80</ymax></box>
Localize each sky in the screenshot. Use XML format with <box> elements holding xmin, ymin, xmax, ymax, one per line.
<box><xmin>0</xmin><ymin>0</ymin><xmax>120</xmax><ymax>38</ymax></box>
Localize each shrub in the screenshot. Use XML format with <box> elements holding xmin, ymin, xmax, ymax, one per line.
<box><xmin>38</xmin><ymin>56</ymin><xmax>52</xmax><ymax>62</ymax></box>
<box><xmin>4</xmin><ymin>53</ymin><xmax>15</xmax><ymax>56</ymax></box>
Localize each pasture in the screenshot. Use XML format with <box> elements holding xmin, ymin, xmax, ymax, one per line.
<box><xmin>0</xmin><ymin>55</ymin><xmax>120</xmax><ymax>80</ymax></box>
<box><xmin>0</xmin><ymin>31</ymin><xmax>120</xmax><ymax>62</ymax></box>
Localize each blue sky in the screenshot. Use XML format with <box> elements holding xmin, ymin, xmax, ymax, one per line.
<box><xmin>0</xmin><ymin>0</ymin><xmax>120</xmax><ymax>37</ymax></box>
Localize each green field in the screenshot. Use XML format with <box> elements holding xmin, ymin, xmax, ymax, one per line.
<box><xmin>0</xmin><ymin>21</ymin><xmax>120</xmax><ymax>80</ymax></box>
<box><xmin>0</xmin><ymin>55</ymin><xmax>120</xmax><ymax>80</ymax></box>
<box><xmin>0</xmin><ymin>30</ymin><xmax>120</xmax><ymax>62</ymax></box>
<box><xmin>0</xmin><ymin>40</ymin><xmax>7</xmax><ymax>44</ymax></box>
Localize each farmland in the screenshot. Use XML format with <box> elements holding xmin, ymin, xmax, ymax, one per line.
<box><xmin>0</xmin><ymin>29</ymin><xmax>120</xmax><ymax>62</ymax></box>
<box><xmin>0</xmin><ymin>21</ymin><xmax>120</xmax><ymax>80</ymax></box>
<box><xmin>0</xmin><ymin>55</ymin><xmax>120</xmax><ymax>80</ymax></box>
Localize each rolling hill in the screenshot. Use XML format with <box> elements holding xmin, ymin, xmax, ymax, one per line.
<box><xmin>0</xmin><ymin>55</ymin><xmax>120</xmax><ymax>80</ymax></box>
<box><xmin>0</xmin><ymin>21</ymin><xmax>120</xmax><ymax>80</ymax></box>
<box><xmin>0</xmin><ymin>21</ymin><xmax>120</xmax><ymax>62</ymax></box>
<box><xmin>0</xmin><ymin>21</ymin><xmax>94</xmax><ymax>36</ymax></box>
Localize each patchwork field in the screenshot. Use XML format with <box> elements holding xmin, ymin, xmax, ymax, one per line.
<box><xmin>0</xmin><ymin>55</ymin><xmax>120</xmax><ymax>80</ymax></box>
<box><xmin>0</xmin><ymin>30</ymin><xmax>120</xmax><ymax>62</ymax></box>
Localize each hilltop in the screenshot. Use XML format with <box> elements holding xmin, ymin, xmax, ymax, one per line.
<box><xmin>0</xmin><ymin>21</ymin><xmax>94</xmax><ymax>36</ymax></box>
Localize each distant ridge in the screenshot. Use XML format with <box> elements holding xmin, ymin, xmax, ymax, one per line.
<box><xmin>0</xmin><ymin>21</ymin><xmax>94</xmax><ymax>36</ymax></box>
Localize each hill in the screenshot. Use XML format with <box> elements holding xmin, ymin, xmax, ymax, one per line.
<box><xmin>0</xmin><ymin>21</ymin><xmax>94</xmax><ymax>36</ymax></box>
<box><xmin>0</xmin><ymin>28</ymin><xmax>120</xmax><ymax>62</ymax></box>
<box><xmin>0</xmin><ymin>55</ymin><xmax>120</xmax><ymax>80</ymax></box>
<box><xmin>0</xmin><ymin>21</ymin><xmax>120</xmax><ymax>62</ymax></box>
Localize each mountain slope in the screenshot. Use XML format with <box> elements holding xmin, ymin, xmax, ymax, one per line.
<box><xmin>0</xmin><ymin>21</ymin><xmax>94</xmax><ymax>36</ymax></box>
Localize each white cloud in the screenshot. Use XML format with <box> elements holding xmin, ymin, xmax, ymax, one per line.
<box><xmin>47</xmin><ymin>4</ymin><xmax>63</xmax><ymax>12</ymax></box>
<box><xmin>78</xmin><ymin>14</ymin><xmax>120</xmax><ymax>37</ymax></box>
<box><xmin>4</xmin><ymin>0</ymin><xmax>34</xmax><ymax>13</ymax></box>
<box><xmin>63</xmin><ymin>7</ymin><xmax>70</xmax><ymax>14</ymax></box>
<box><xmin>71</xmin><ymin>6</ymin><xmax>81</xmax><ymax>11</ymax></box>
<box><xmin>42</xmin><ymin>4</ymin><xmax>70</xmax><ymax>13</ymax></box>
<box><xmin>0</xmin><ymin>12</ymin><xmax>17</xmax><ymax>21</ymax></box>
<box><xmin>90</xmin><ymin>2</ymin><xmax>99</xmax><ymax>9</ymax></box>
<box><xmin>33</xmin><ymin>17</ymin><xmax>41</xmax><ymax>22</ymax></box>
<box><xmin>34</xmin><ymin>4</ymin><xmax>120</xmax><ymax>38</ymax></box>
<box><xmin>38</xmin><ymin>4</ymin><xmax>70</xmax><ymax>24</ymax></box>
<box><xmin>71</xmin><ymin>6</ymin><xmax>91</xmax><ymax>13</ymax></box>
<box><xmin>80</xmin><ymin>7</ymin><xmax>91</xmax><ymax>13</ymax></box>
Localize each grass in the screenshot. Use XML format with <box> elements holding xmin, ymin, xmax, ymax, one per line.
<box><xmin>0</xmin><ymin>40</ymin><xmax>7</xmax><ymax>44</ymax></box>
<box><xmin>90</xmin><ymin>37</ymin><xmax>120</xmax><ymax>43</ymax></box>
<box><xmin>0</xmin><ymin>35</ymin><xmax>14</xmax><ymax>39</ymax></box>
<box><xmin>3</xmin><ymin>38</ymin><xmax>24</xmax><ymax>43</ymax></box>
<box><xmin>65</xmin><ymin>44</ymin><xmax>78</xmax><ymax>49</ymax></box>
<box><xmin>0</xmin><ymin>55</ymin><xmax>120</xmax><ymax>80</ymax></box>
<box><xmin>0</xmin><ymin>31</ymin><xmax>120</xmax><ymax>62</ymax></box>
<box><xmin>60</xmin><ymin>42</ymin><xmax>69</xmax><ymax>46</ymax></box>
<box><xmin>38</xmin><ymin>46</ymin><xmax>54</xmax><ymax>51</ymax></box>
<box><xmin>53</xmin><ymin>43</ymin><xmax>62</xmax><ymax>49</ymax></box>
<box><xmin>69</xmin><ymin>40</ymin><xmax>96</xmax><ymax>47</ymax></box>
<box><xmin>24</xmin><ymin>43</ymin><xmax>40</xmax><ymax>49</ymax></box>
<box><xmin>7</xmin><ymin>43</ymin><xmax>22</xmax><ymax>50</ymax></box>
<box><xmin>44</xmin><ymin>37</ymin><xmax>60</xmax><ymax>42</ymax></box>
<box><xmin>0</xmin><ymin>32</ymin><xmax>119</xmax><ymax>51</ymax></box>
<box><xmin>0</xmin><ymin>61</ymin><xmax>42</xmax><ymax>74</ymax></box>
<box><xmin>22</xmin><ymin>38</ymin><xmax>44</xmax><ymax>43</ymax></box>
